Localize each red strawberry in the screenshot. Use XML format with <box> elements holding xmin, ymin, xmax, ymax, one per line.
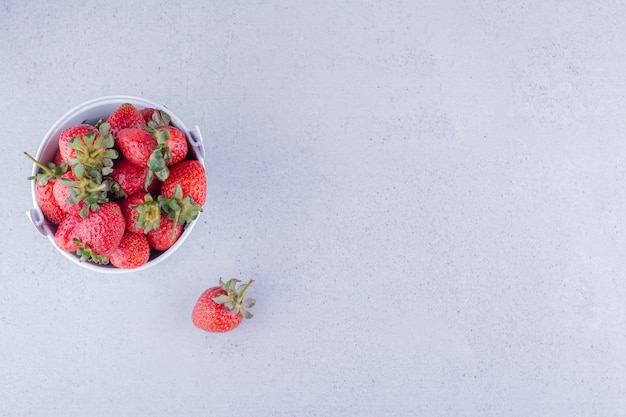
<box><xmin>158</xmin><ymin>183</ymin><xmax>203</xmax><ymax>232</ymax></box>
<box><xmin>35</xmin><ymin>180</ymin><xmax>66</xmax><ymax>225</ymax></box>
<box><xmin>60</xmin><ymin>123</ymin><xmax>117</xmax><ymax>174</ymax></box>
<box><xmin>109</xmin><ymin>232</ymin><xmax>150</xmax><ymax>269</ymax></box>
<box><xmin>107</xmin><ymin>103</ymin><xmax>145</xmax><ymax>136</ymax></box>
<box><xmin>146</xmin><ymin>214</ymin><xmax>183</xmax><ymax>251</ymax></box>
<box><xmin>116</xmin><ymin>128</ymin><xmax>157</xmax><ymax>166</ymax></box>
<box><xmin>156</xmin><ymin>126</ymin><xmax>188</xmax><ymax>165</ymax></box>
<box><xmin>53</xmin><ymin>149</ymin><xmax>64</xmax><ymax>166</ymax></box>
<box><xmin>74</xmin><ymin>202</ymin><xmax>125</xmax><ymax>261</ymax></box>
<box><xmin>24</xmin><ymin>152</ymin><xmax>67</xmax><ymax>225</ymax></box>
<box><xmin>54</xmin><ymin>169</ymin><xmax>112</xmax><ymax>219</ymax></box>
<box><xmin>145</xmin><ymin>108</ymin><xmax>171</xmax><ymax>128</ymax></box>
<box><xmin>58</xmin><ymin>124</ymin><xmax>99</xmax><ymax>162</ymax></box>
<box><xmin>119</xmin><ymin>192</ymin><xmax>145</xmax><ymax>233</ymax></box>
<box><xmin>140</xmin><ymin>107</ymin><xmax>157</xmax><ymax>123</ymax></box>
<box><xmin>53</xmin><ymin>171</ymin><xmax>83</xmax><ymax>216</ymax></box>
<box><xmin>120</xmin><ymin>192</ymin><xmax>161</xmax><ymax>234</ymax></box>
<box><xmin>110</xmin><ymin>158</ymin><xmax>151</xmax><ymax>196</ymax></box>
<box><xmin>161</xmin><ymin>160</ymin><xmax>206</xmax><ymax>206</ymax></box>
<box><xmin>192</xmin><ymin>278</ymin><xmax>255</xmax><ymax>333</ymax></box>
<box><xmin>146</xmin><ymin>173</ymin><xmax>162</xmax><ymax>195</ymax></box>
<box><xmin>54</xmin><ymin>215</ymin><xmax>82</xmax><ymax>252</ymax></box>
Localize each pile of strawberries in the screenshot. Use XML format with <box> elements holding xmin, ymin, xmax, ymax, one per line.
<box><xmin>27</xmin><ymin>103</ymin><xmax>207</xmax><ymax>269</ymax></box>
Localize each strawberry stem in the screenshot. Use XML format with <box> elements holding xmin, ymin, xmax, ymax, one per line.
<box><xmin>24</xmin><ymin>152</ymin><xmax>54</xmax><ymax>176</ymax></box>
<box><xmin>170</xmin><ymin>209</ymin><xmax>181</xmax><ymax>239</ymax></box>
<box><xmin>236</xmin><ymin>279</ymin><xmax>255</xmax><ymax>303</ymax></box>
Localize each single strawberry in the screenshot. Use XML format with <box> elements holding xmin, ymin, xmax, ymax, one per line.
<box><xmin>25</xmin><ymin>152</ymin><xmax>68</xmax><ymax>225</ymax></box>
<box><xmin>120</xmin><ymin>192</ymin><xmax>161</xmax><ymax>234</ymax></box>
<box><xmin>116</xmin><ymin>128</ymin><xmax>157</xmax><ymax>166</ymax></box>
<box><xmin>35</xmin><ymin>180</ymin><xmax>66</xmax><ymax>225</ymax></box>
<box><xmin>143</xmin><ymin>108</ymin><xmax>186</xmax><ymax>165</ymax></box>
<box><xmin>109</xmin><ymin>232</ymin><xmax>150</xmax><ymax>269</ymax></box>
<box><xmin>107</xmin><ymin>103</ymin><xmax>145</xmax><ymax>136</ymax></box>
<box><xmin>160</xmin><ymin>160</ymin><xmax>206</xmax><ymax>206</ymax></box>
<box><xmin>73</xmin><ymin>201</ymin><xmax>125</xmax><ymax>263</ymax></box>
<box><xmin>109</xmin><ymin>158</ymin><xmax>151</xmax><ymax>197</ymax></box>
<box><xmin>140</xmin><ymin>107</ymin><xmax>157</xmax><ymax>124</ymax></box>
<box><xmin>146</xmin><ymin>109</ymin><xmax>171</xmax><ymax>128</ymax></box>
<box><xmin>116</xmin><ymin>127</ymin><xmax>176</xmax><ymax>190</ymax></box>
<box><xmin>119</xmin><ymin>192</ymin><xmax>145</xmax><ymax>233</ymax></box>
<box><xmin>58</xmin><ymin>124</ymin><xmax>99</xmax><ymax>162</ymax></box>
<box><xmin>54</xmin><ymin>215</ymin><xmax>82</xmax><ymax>252</ymax></box>
<box><xmin>156</xmin><ymin>125</ymin><xmax>188</xmax><ymax>166</ymax></box>
<box><xmin>146</xmin><ymin>214</ymin><xmax>183</xmax><ymax>251</ymax></box>
<box><xmin>192</xmin><ymin>278</ymin><xmax>255</xmax><ymax>333</ymax></box>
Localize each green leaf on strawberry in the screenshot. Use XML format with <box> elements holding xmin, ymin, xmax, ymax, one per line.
<box><xmin>67</xmin><ymin>122</ymin><xmax>118</xmax><ymax>173</ymax></box>
<box><xmin>192</xmin><ymin>278</ymin><xmax>256</xmax><ymax>333</ymax></box>
<box><xmin>147</xmin><ymin>148</ymin><xmax>170</xmax><ymax>181</ymax></box>
<box><xmin>59</xmin><ymin>167</ymin><xmax>113</xmax><ymax>218</ymax></box>
<box><xmin>144</xmin><ymin>129</ymin><xmax>172</xmax><ymax>187</ymax></box>
<box><xmin>147</xmin><ymin>110</ymin><xmax>172</xmax><ymax>130</ymax></box>
<box><xmin>158</xmin><ymin>184</ymin><xmax>202</xmax><ymax>237</ymax></box>
<box><xmin>74</xmin><ymin>239</ymin><xmax>110</xmax><ymax>265</ymax></box>
<box><xmin>216</xmin><ymin>278</ymin><xmax>255</xmax><ymax>319</ymax></box>
<box><xmin>134</xmin><ymin>194</ymin><xmax>162</xmax><ymax>234</ymax></box>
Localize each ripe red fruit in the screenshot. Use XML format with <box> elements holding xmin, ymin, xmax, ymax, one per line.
<box><xmin>109</xmin><ymin>232</ymin><xmax>150</xmax><ymax>269</ymax></box>
<box><xmin>140</xmin><ymin>107</ymin><xmax>157</xmax><ymax>123</ymax></box>
<box><xmin>116</xmin><ymin>128</ymin><xmax>158</xmax><ymax>166</ymax></box>
<box><xmin>74</xmin><ymin>201</ymin><xmax>125</xmax><ymax>259</ymax></box>
<box><xmin>145</xmin><ymin>108</ymin><xmax>171</xmax><ymax>128</ymax></box>
<box><xmin>53</xmin><ymin>171</ymin><xmax>84</xmax><ymax>216</ymax></box>
<box><xmin>24</xmin><ymin>151</ymin><xmax>68</xmax><ymax>225</ymax></box>
<box><xmin>161</xmin><ymin>160</ymin><xmax>206</xmax><ymax>206</ymax></box>
<box><xmin>107</xmin><ymin>103</ymin><xmax>145</xmax><ymax>136</ymax></box>
<box><xmin>53</xmin><ymin>150</ymin><xmax>64</xmax><ymax>166</ymax></box>
<box><xmin>110</xmin><ymin>158</ymin><xmax>151</xmax><ymax>196</ymax></box>
<box><xmin>54</xmin><ymin>215</ymin><xmax>82</xmax><ymax>252</ymax></box>
<box><xmin>58</xmin><ymin>124</ymin><xmax>99</xmax><ymax>162</ymax></box>
<box><xmin>55</xmin><ymin>167</ymin><xmax>114</xmax><ymax>219</ymax></box>
<box><xmin>120</xmin><ymin>192</ymin><xmax>161</xmax><ymax>234</ymax></box>
<box><xmin>156</xmin><ymin>126</ymin><xmax>188</xmax><ymax>165</ymax></box>
<box><xmin>146</xmin><ymin>214</ymin><xmax>183</xmax><ymax>251</ymax></box>
<box><xmin>35</xmin><ymin>180</ymin><xmax>66</xmax><ymax>225</ymax></box>
<box><xmin>192</xmin><ymin>279</ymin><xmax>255</xmax><ymax>333</ymax></box>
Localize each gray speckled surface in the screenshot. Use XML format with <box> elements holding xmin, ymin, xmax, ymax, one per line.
<box><xmin>2</xmin><ymin>1</ymin><xmax>626</xmax><ymax>416</ymax></box>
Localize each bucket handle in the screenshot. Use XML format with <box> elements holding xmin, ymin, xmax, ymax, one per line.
<box><xmin>188</xmin><ymin>125</ymin><xmax>205</xmax><ymax>162</ymax></box>
<box><xmin>26</xmin><ymin>208</ymin><xmax>54</xmax><ymax>237</ymax></box>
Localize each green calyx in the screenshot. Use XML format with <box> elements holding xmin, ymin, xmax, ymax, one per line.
<box><xmin>107</xmin><ymin>180</ymin><xmax>127</xmax><ymax>200</ymax></box>
<box><xmin>133</xmin><ymin>194</ymin><xmax>161</xmax><ymax>233</ymax></box>
<box><xmin>213</xmin><ymin>278</ymin><xmax>256</xmax><ymax>319</ymax></box>
<box><xmin>74</xmin><ymin>239</ymin><xmax>109</xmax><ymax>265</ymax></box>
<box><xmin>158</xmin><ymin>184</ymin><xmax>203</xmax><ymax>238</ymax></box>
<box><xmin>24</xmin><ymin>152</ymin><xmax>68</xmax><ymax>186</ymax></box>
<box><xmin>145</xmin><ymin>128</ymin><xmax>172</xmax><ymax>187</ymax></box>
<box><xmin>147</xmin><ymin>110</ymin><xmax>171</xmax><ymax>129</ymax></box>
<box><xmin>67</xmin><ymin>123</ymin><xmax>118</xmax><ymax>175</ymax></box>
<box><xmin>59</xmin><ymin>165</ymin><xmax>112</xmax><ymax>218</ymax></box>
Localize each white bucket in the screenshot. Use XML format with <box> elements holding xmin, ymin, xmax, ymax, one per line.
<box><xmin>27</xmin><ymin>95</ymin><xmax>206</xmax><ymax>274</ymax></box>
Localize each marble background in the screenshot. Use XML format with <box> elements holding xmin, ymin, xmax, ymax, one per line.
<box><xmin>1</xmin><ymin>1</ymin><xmax>625</xmax><ymax>416</ymax></box>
